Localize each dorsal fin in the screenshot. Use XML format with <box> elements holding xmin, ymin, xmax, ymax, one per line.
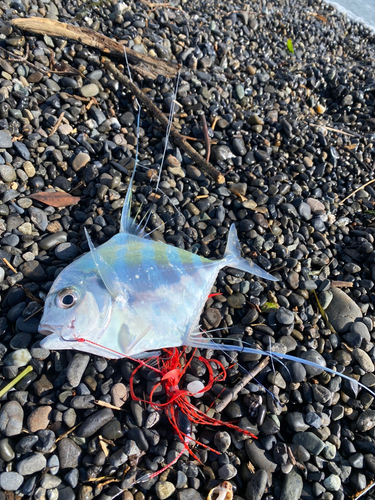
<box><xmin>119</xmin><ymin>96</ymin><xmax>149</xmax><ymax>238</ymax></box>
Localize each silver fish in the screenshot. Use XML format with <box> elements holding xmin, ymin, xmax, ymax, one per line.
<box><xmin>39</xmin><ymin>177</ymin><xmax>277</xmax><ymax>358</ymax></box>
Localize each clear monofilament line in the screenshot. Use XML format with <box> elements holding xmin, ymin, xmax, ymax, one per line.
<box><xmin>189</xmin><ymin>336</ymin><xmax>375</xmax><ymax>399</ymax></box>
<box><xmin>155</xmin><ymin>69</ymin><xmax>181</xmax><ymax>192</ymax></box>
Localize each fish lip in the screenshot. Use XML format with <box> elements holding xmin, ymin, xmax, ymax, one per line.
<box><xmin>38</xmin><ymin>325</ymin><xmax>55</xmax><ymax>336</ymax></box>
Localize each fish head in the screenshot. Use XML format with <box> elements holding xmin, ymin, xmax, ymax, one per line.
<box><xmin>39</xmin><ymin>257</ymin><xmax>113</xmax><ymax>353</ymax></box>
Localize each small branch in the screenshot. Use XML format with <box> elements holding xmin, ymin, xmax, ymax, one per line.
<box><xmin>105</xmin><ymin>61</ymin><xmax>225</xmax><ymax>184</ymax></box>
<box><xmin>215</xmin><ymin>356</ymin><xmax>270</xmax><ymax>413</ymax></box>
<box><xmin>2</xmin><ymin>258</ymin><xmax>17</xmax><ymax>273</ymax></box>
<box><xmin>12</xmin><ymin>18</ymin><xmax>179</xmax><ymax>79</ymax></box>
<box><xmin>339</xmin><ymin>178</ymin><xmax>375</xmax><ymax>205</ymax></box>
<box><xmin>49</xmin><ymin>111</ymin><xmax>65</xmax><ymax>136</ymax></box>
<box><xmin>331</xmin><ymin>280</ymin><xmax>354</xmax><ymax>288</ymax></box>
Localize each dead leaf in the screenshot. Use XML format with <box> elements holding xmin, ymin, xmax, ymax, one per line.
<box><xmin>28</xmin><ymin>192</ymin><xmax>80</xmax><ymax>208</ymax></box>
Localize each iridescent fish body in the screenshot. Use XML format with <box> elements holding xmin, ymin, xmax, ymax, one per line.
<box><xmin>39</xmin><ymin>184</ymin><xmax>277</xmax><ymax>358</ymax></box>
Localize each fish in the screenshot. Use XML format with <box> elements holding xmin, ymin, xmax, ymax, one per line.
<box><xmin>38</xmin><ymin>75</ymin><xmax>375</xmax><ymax>401</ymax></box>
<box><xmin>38</xmin><ymin>174</ymin><xmax>277</xmax><ymax>359</ymax></box>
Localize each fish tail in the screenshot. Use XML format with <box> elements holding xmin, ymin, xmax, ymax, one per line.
<box><xmin>187</xmin><ymin>338</ymin><xmax>375</xmax><ymax>398</ymax></box>
<box><xmin>222</xmin><ymin>224</ymin><xmax>278</xmax><ymax>281</ymax></box>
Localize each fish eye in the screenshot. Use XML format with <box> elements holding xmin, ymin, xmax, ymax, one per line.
<box><xmin>57</xmin><ymin>288</ymin><xmax>79</xmax><ymax>309</ymax></box>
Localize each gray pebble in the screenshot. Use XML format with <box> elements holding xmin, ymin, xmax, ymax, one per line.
<box><xmin>17</xmin><ymin>453</ymin><xmax>47</xmax><ymax>475</ymax></box>
<box><xmin>0</xmin><ymin>472</ymin><xmax>24</xmax><ymax>491</ymax></box>
<box><xmin>0</xmin><ymin>401</ymin><xmax>24</xmax><ymax>436</ymax></box>
<box><xmin>66</xmin><ymin>353</ymin><xmax>90</xmax><ymax>387</ymax></box>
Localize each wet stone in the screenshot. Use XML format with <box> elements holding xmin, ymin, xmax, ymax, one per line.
<box><xmin>54</xmin><ymin>242</ymin><xmax>78</xmax><ymax>261</ymax></box>
<box><xmin>276</xmin><ymin>307</ymin><xmax>294</xmax><ymax>325</ymax></box>
<box><xmin>245</xmin><ymin>440</ymin><xmax>277</xmax><ymax>472</ymax></box>
<box><xmin>245</xmin><ymin>469</ymin><xmax>268</xmax><ymax>500</ymax></box>
<box><xmin>357</xmin><ymin>410</ymin><xmax>375</xmax><ymax>432</ymax></box>
<box><xmin>19</xmin><ymin>261</ymin><xmax>46</xmax><ymax>281</ymax></box>
<box><xmin>0</xmin><ymin>401</ymin><xmax>24</xmax><ymax>436</ymax></box>
<box><xmin>280</xmin><ymin>468</ymin><xmax>303</xmax><ymax>500</ymax></box>
<box><xmin>227</xmin><ymin>293</ymin><xmax>246</xmax><ymax>309</ymax></box>
<box><xmin>77</xmin><ymin>408</ymin><xmax>114</xmax><ymax>438</ymax></box>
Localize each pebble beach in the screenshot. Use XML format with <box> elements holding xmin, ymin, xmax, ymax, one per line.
<box><xmin>1</xmin><ymin>0</ymin><xmax>375</xmax><ymax>499</ymax></box>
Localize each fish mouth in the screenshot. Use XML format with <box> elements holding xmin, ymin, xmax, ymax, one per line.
<box><xmin>38</xmin><ymin>325</ymin><xmax>55</xmax><ymax>336</ymax></box>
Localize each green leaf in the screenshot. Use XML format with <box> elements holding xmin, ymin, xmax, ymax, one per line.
<box><xmin>261</xmin><ymin>302</ymin><xmax>279</xmax><ymax>313</ymax></box>
<box><xmin>287</xmin><ymin>39</ymin><xmax>294</xmax><ymax>54</ymax></box>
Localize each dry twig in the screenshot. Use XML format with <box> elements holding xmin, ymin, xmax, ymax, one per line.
<box><xmin>339</xmin><ymin>178</ymin><xmax>375</xmax><ymax>205</ymax></box>
<box><xmin>49</xmin><ymin>112</ymin><xmax>65</xmax><ymax>137</ymax></box>
<box><xmin>215</xmin><ymin>356</ymin><xmax>270</xmax><ymax>412</ymax></box>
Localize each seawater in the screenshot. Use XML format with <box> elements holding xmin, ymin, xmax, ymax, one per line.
<box><xmin>325</xmin><ymin>0</ymin><xmax>375</xmax><ymax>32</ymax></box>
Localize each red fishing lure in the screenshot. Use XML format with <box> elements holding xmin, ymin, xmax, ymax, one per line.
<box><xmin>129</xmin><ymin>346</ymin><xmax>257</xmax><ymax>481</ymax></box>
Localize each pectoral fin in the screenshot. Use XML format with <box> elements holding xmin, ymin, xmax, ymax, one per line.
<box><xmin>85</xmin><ymin>228</ymin><xmax>128</xmax><ymax>302</ymax></box>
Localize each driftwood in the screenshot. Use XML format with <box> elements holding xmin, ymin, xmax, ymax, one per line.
<box><xmin>11</xmin><ymin>18</ymin><xmax>179</xmax><ymax>79</ymax></box>
<box><xmin>104</xmin><ymin>61</ymin><xmax>225</xmax><ymax>184</ymax></box>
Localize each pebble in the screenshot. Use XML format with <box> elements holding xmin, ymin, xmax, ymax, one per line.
<box><xmin>325</xmin><ymin>288</ymin><xmax>363</xmax><ymax>332</ymax></box>
<box><xmin>27</xmin><ymin>406</ymin><xmax>52</xmax><ymax>432</ymax></box>
<box><xmin>0</xmin><ymin>401</ymin><xmax>24</xmax><ymax>436</ymax></box>
<box><xmin>76</xmin><ymin>408</ymin><xmax>114</xmax><ymax>438</ymax></box>
<box><xmin>357</xmin><ymin>410</ymin><xmax>375</xmax><ymax>432</ymax></box>
<box><xmin>17</xmin><ymin>453</ymin><xmax>47</xmax><ymax>475</ymax></box>
<box><xmin>155</xmin><ymin>481</ymin><xmax>175</xmax><ymax>499</ymax></box>
<box><xmin>323</xmin><ymin>474</ymin><xmax>341</xmax><ymax>491</ymax></box>
<box><xmin>0</xmin><ymin>131</ymin><xmax>12</xmax><ymax>148</ymax></box>
<box><xmin>245</xmin><ymin>440</ymin><xmax>277</xmax><ymax>472</ymax></box>
<box><xmin>4</xmin><ymin>348</ymin><xmax>31</xmax><ymax>367</ymax></box>
<box><xmin>66</xmin><ymin>353</ymin><xmax>90</xmax><ymax>387</ymax></box>
<box><xmin>58</xmin><ymin>439</ymin><xmax>82</xmax><ymax>469</ymax></box>
<box><xmin>280</xmin><ymin>468</ymin><xmax>303</xmax><ymax>500</ymax></box>
<box><xmin>292</xmin><ymin>432</ymin><xmax>325</xmax><ymax>455</ymax></box>
<box><xmin>110</xmin><ymin>383</ymin><xmax>128</xmax><ymax>407</ymax></box>
<box><xmin>245</xmin><ymin>469</ymin><xmax>268</xmax><ymax>500</ymax></box>
<box><xmin>0</xmin><ymin>472</ymin><xmax>24</xmax><ymax>491</ymax></box>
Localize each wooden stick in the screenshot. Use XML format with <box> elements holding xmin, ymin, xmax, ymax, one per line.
<box><xmin>49</xmin><ymin>111</ymin><xmax>65</xmax><ymax>136</ymax></box>
<box><xmin>339</xmin><ymin>178</ymin><xmax>375</xmax><ymax>205</ymax></box>
<box><xmin>215</xmin><ymin>356</ymin><xmax>270</xmax><ymax>413</ymax></box>
<box><xmin>12</xmin><ymin>18</ymin><xmax>179</xmax><ymax>79</ymax></box>
<box><xmin>2</xmin><ymin>257</ymin><xmax>16</xmax><ymax>273</ymax></box>
<box><xmin>331</xmin><ymin>280</ymin><xmax>354</xmax><ymax>288</ymax></box>
<box><xmin>104</xmin><ymin>61</ymin><xmax>225</xmax><ymax>184</ymax></box>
